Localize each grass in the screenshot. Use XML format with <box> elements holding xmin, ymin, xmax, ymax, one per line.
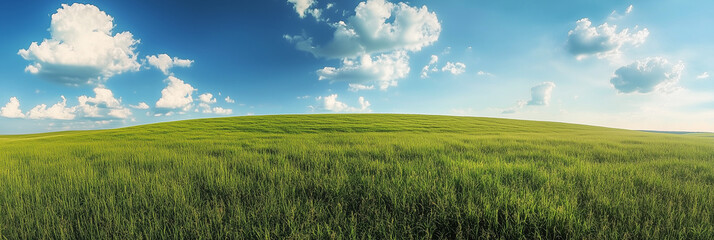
<box><xmin>686</xmin><ymin>133</ymin><xmax>714</xmax><ymax>138</ymax></box>
<box><xmin>1</xmin><ymin>114</ymin><xmax>713</xmax><ymax>239</ymax></box>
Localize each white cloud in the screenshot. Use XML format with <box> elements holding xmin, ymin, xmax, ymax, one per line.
<box><xmin>610</xmin><ymin>57</ymin><xmax>684</xmax><ymax>94</ymax></box>
<box><xmin>316</xmin><ymin>94</ymin><xmax>371</xmax><ymax>112</ymax></box>
<box><xmin>10</xmin><ymin>88</ymin><xmax>132</xmax><ymax>120</ymax></box>
<box><xmin>287</xmin><ymin>0</ymin><xmax>440</xmax><ymax>91</ymax></box>
<box><xmin>528</xmin><ymin>82</ymin><xmax>556</xmax><ymax>106</ymax></box>
<box><xmin>326</xmin><ymin>3</ymin><xmax>334</xmax><ymax>9</ymax></box>
<box><xmin>198</xmin><ymin>93</ymin><xmax>217</xmax><ymax>104</ymax></box>
<box><xmin>566</xmin><ymin>18</ymin><xmax>649</xmax><ymax>60</ymax></box>
<box><xmin>358</xmin><ymin>96</ymin><xmax>371</xmax><ymax>110</ymax></box>
<box><xmin>428</xmin><ymin>55</ymin><xmax>439</xmax><ymax>65</ymax></box>
<box><xmin>0</xmin><ymin>97</ymin><xmax>26</xmax><ymax>119</ymax></box>
<box><xmin>308</xmin><ymin>8</ymin><xmax>322</xmax><ymax>19</ymax></box>
<box><xmin>500</xmin><ymin>82</ymin><xmax>556</xmax><ymax>114</ymax></box>
<box><xmin>421</xmin><ymin>56</ymin><xmax>466</xmax><ymax>78</ymax></box>
<box><xmin>317</xmin><ymin>51</ymin><xmax>409</xmax><ymax>90</ymax></box>
<box><xmin>173</xmin><ymin>58</ymin><xmax>193</xmax><ymax>67</ymax></box>
<box><xmin>348</xmin><ymin>83</ymin><xmax>375</xmax><ymax>92</ymax></box>
<box><xmin>197</xmin><ymin>104</ymin><xmax>233</xmax><ymax>114</ymax></box>
<box><xmin>25</xmin><ymin>65</ymin><xmax>40</xmax><ymax>74</ymax></box>
<box><xmin>27</xmin><ymin>96</ymin><xmax>76</xmax><ymax>120</ymax></box>
<box><xmin>196</xmin><ymin>92</ymin><xmax>233</xmax><ymax>115</ymax></box>
<box><xmin>156</xmin><ymin>76</ymin><xmax>196</xmax><ymax>111</ymax></box>
<box><xmin>108</xmin><ymin>108</ymin><xmax>132</xmax><ymax>119</ymax></box>
<box><xmin>130</xmin><ymin>102</ymin><xmax>150</xmax><ymax>109</ymax></box>
<box><xmin>79</xmin><ymin>87</ymin><xmax>121</xmax><ymax>109</ymax></box>
<box><xmin>420</xmin><ymin>55</ymin><xmax>439</xmax><ymax>78</ymax></box>
<box><xmin>76</xmin><ymin>102</ymin><xmax>101</xmax><ymax>118</ymax></box>
<box><xmin>287</xmin><ymin>0</ymin><xmax>316</xmax><ymax>18</ymax></box>
<box><xmin>286</xmin><ymin>0</ymin><xmax>441</xmax><ymax>59</ymax></box>
<box><xmin>211</xmin><ymin>107</ymin><xmax>233</xmax><ymax>115</ymax></box>
<box><xmin>696</xmin><ymin>72</ymin><xmax>709</xmax><ymax>79</ymax></box>
<box><xmin>224</xmin><ymin>96</ymin><xmax>235</xmax><ymax>103</ymax></box>
<box><xmin>502</xmin><ymin>100</ymin><xmax>527</xmax><ymax>114</ymax></box>
<box><xmin>420</xmin><ymin>66</ymin><xmax>431</xmax><ymax>78</ymax></box>
<box><xmin>76</xmin><ymin>87</ymin><xmax>131</xmax><ymax>119</ymax></box>
<box><xmin>441</xmin><ymin>62</ymin><xmax>466</xmax><ymax>75</ymax></box>
<box><xmin>608</xmin><ymin>5</ymin><xmax>634</xmax><ymax>21</ymax></box>
<box><xmin>18</xmin><ymin>3</ymin><xmax>140</xmax><ymax>85</ymax></box>
<box><xmin>477</xmin><ymin>71</ymin><xmax>494</xmax><ymax>76</ymax></box>
<box><xmin>198</xmin><ymin>103</ymin><xmax>233</xmax><ymax>115</ymax></box>
<box><xmin>146</xmin><ymin>54</ymin><xmax>194</xmax><ymax>75</ymax></box>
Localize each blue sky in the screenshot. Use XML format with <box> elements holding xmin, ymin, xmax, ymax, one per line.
<box><xmin>0</xmin><ymin>0</ymin><xmax>712</xmax><ymax>134</ymax></box>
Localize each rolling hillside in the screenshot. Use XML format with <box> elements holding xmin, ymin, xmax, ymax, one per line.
<box><xmin>1</xmin><ymin>114</ymin><xmax>713</xmax><ymax>239</ymax></box>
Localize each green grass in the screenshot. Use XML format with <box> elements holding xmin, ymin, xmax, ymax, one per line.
<box><xmin>1</xmin><ymin>114</ymin><xmax>713</xmax><ymax>239</ymax></box>
<box><xmin>686</xmin><ymin>133</ymin><xmax>714</xmax><ymax>138</ymax></box>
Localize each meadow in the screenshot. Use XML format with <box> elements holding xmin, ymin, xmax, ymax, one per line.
<box><xmin>0</xmin><ymin>114</ymin><xmax>713</xmax><ymax>239</ymax></box>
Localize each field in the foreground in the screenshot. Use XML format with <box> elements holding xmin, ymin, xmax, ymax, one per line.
<box><xmin>1</xmin><ymin>114</ymin><xmax>713</xmax><ymax>239</ymax></box>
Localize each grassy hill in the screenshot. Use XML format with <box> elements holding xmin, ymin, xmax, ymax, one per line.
<box><xmin>1</xmin><ymin>114</ymin><xmax>713</xmax><ymax>239</ymax></box>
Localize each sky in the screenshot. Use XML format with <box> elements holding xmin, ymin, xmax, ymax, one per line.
<box><xmin>0</xmin><ymin>0</ymin><xmax>712</xmax><ymax>134</ymax></box>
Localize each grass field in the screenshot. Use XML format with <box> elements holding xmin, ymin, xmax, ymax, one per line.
<box><xmin>1</xmin><ymin>114</ymin><xmax>713</xmax><ymax>239</ymax></box>
<box><xmin>687</xmin><ymin>133</ymin><xmax>714</xmax><ymax>138</ymax></box>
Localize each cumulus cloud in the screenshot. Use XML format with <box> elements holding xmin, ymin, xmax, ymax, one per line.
<box><xmin>626</xmin><ymin>5</ymin><xmax>633</xmax><ymax>14</ymax></box>
<box><xmin>566</xmin><ymin>18</ymin><xmax>649</xmax><ymax>59</ymax></box>
<box><xmin>358</xmin><ymin>96</ymin><xmax>371</xmax><ymax>111</ymax></box>
<box><xmin>198</xmin><ymin>93</ymin><xmax>217</xmax><ymax>104</ymax></box>
<box><xmin>146</xmin><ymin>54</ymin><xmax>194</xmax><ymax>75</ymax></box>
<box><xmin>528</xmin><ymin>82</ymin><xmax>556</xmax><ymax>106</ymax></box>
<box><xmin>286</xmin><ymin>0</ymin><xmax>441</xmax><ymax>59</ymax></box>
<box><xmin>421</xmin><ymin>56</ymin><xmax>466</xmax><ymax>78</ymax></box>
<box><xmin>156</xmin><ymin>76</ymin><xmax>196</xmax><ymax>111</ymax></box>
<box><xmin>79</xmin><ymin>87</ymin><xmax>121</xmax><ymax>109</ymax></box>
<box><xmin>316</xmin><ymin>94</ymin><xmax>371</xmax><ymax>112</ymax></box>
<box><xmin>610</xmin><ymin>57</ymin><xmax>684</xmax><ymax>94</ymax></box>
<box><xmin>0</xmin><ymin>97</ymin><xmax>26</xmax><ymax>119</ymax></box>
<box><xmin>195</xmin><ymin>92</ymin><xmax>233</xmax><ymax>115</ymax></box>
<box><xmin>130</xmin><ymin>102</ymin><xmax>150</xmax><ymax>109</ymax></box>
<box><xmin>317</xmin><ymin>51</ymin><xmax>409</xmax><ymax>90</ymax></box>
<box><xmin>209</xmin><ymin>107</ymin><xmax>233</xmax><ymax>115</ymax></box>
<box><xmin>287</xmin><ymin>0</ymin><xmax>316</xmax><ymax>18</ymax></box>
<box><xmin>27</xmin><ymin>96</ymin><xmax>76</xmax><ymax>120</ymax></box>
<box><xmin>286</xmin><ymin>0</ymin><xmax>440</xmax><ymax>91</ymax></box>
<box><xmin>224</xmin><ymin>96</ymin><xmax>235</xmax><ymax>103</ymax></box>
<box><xmin>441</xmin><ymin>62</ymin><xmax>466</xmax><ymax>75</ymax></box>
<box><xmin>7</xmin><ymin>88</ymin><xmax>131</xmax><ymax>120</ymax></box>
<box><xmin>18</xmin><ymin>3</ymin><xmax>140</xmax><ymax>85</ymax></box>
<box><xmin>76</xmin><ymin>87</ymin><xmax>131</xmax><ymax>119</ymax></box>
<box><xmin>696</xmin><ymin>72</ymin><xmax>709</xmax><ymax>79</ymax></box>
<box><xmin>108</xmin><ymin>108</ymin><xmax>132</xmax><ymax>119</ymax></box>
<box><xmin>309</xmin><ymin>9</ymin><xmax>322</xmax><ymax>19</ymax></box>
